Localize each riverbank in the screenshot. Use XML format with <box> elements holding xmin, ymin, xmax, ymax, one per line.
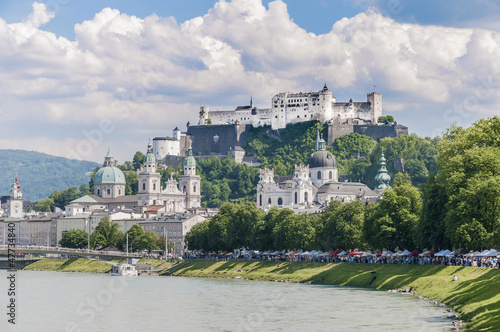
<box><xmin>23</xmin><ymin>258</ymin><xmax>126</xmax><ymax>273</ymax></box>
<box><xmin>166</xmin><ymin>260</ymin><xmax>500</xmax><ymax>331</ymax></box>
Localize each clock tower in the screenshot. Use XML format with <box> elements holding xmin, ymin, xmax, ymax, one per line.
<box><xmin>8</xmin><ymin>177</ymin><xmax>23</xmax><ymax>218</ymax></box>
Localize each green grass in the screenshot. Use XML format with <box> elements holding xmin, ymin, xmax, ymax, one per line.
<box><xmin>137</xmin><ymin>258</ymin><xmax>168</xmax><ymax>267</ymax></box>
<box><xmin>168</xmin><ymin>261</ymin><xmax>500</xmax><ymax>331</ymax></box>
<box><xmin>23</xmin><ymin>258</ymin><xmax>114</xmax><ymax>273</ymax></box>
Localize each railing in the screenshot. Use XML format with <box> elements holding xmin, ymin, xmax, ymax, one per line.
<box><xmin>0</xmin><ymin>245</ymin><xmax>144</xmax><ymax>258</ymax></box>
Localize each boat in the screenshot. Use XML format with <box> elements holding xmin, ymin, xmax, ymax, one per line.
<box><xmin>111</xmin><ymin>264</ymin><xmax>138</xmax><ymax>276</ymax></box>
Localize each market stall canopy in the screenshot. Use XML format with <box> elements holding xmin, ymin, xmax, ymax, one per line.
<box><xmin>397</xmin><ymin>250</ymin><xmax>412</xmax><ymax>256</ymax></box>
<box><xmin>382</xmin><ymin>250</ymin><xmax>395</xmax><ymax>257</ymax></box>
<box><xmin>409</xmin><ymin>250</ymin><xmax>421</xmax><ymax>257</ymax></box>
<box><xmin>434</xmin><ymin>250</ymin><xmax>453</xmax><ymax>257</ymax></box>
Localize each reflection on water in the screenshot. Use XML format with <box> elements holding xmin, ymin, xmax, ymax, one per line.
<box><xmin>6</xmin><ymin>271</ymin><xmax>452</xmax><ymax>332</ymax></box>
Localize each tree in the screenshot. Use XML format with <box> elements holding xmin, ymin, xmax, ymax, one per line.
<box><xmin>124</xmin><ymin>171</ymin><xmax>138</xmax><ymax>195</ymax></box>
<box><xmin>378</xmin><ymin>115</ymin><xmax>394</xmax><ymax>124</ymax></box>
<box><xmin>79</xmin><ymin>183</ymin><xmax>91</xmax><ymax>196</ymax></box>
<box><xmin>321</xmin><ymin>200</ymin><xmax>365</xmax><ymax>250</ymax></box>
<box><xmin>364</xmin><ymin>173</ymin><xmax>421</xmax><ymax>250</ymax></box>
<box><xmin>120</xmin><ymin>224</ymin><xmax>145</xmax><ymax>252</ymax></box>
<box><xmin>133</xmin><ymin>151</ymin><xmax>144</xmax><ymax>170</ymax></box>
<box><xmin>90</xmin><ymin>216</ymin><xmax>121</xmax><ymax>249</ymax></box>
<box><xmin>50</xmin><ymin>186</ymin><xmax>82</xmax><ymax>209</ymax></box>
<box><xmin>132</xmin><ymin>230</ymin><xmax>159</xmax><ymax>253</ymax></box>
<box><xmin>59</xmin><ymin>229</ymin><xmax>89</xmax><ymax>249</ymax></box>
<box><xmin>34</xmin><ymin>198</ymin><xmax>54</xmax><ymax>212</ymax></box>
<box><xmin>186</xmin><ymin>221</ymin><xmax>209</xmax><ymax>250</ymax></box>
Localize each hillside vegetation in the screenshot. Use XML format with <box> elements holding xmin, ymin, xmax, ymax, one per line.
<box><xmin>0</xmin><ymin>150</ymin><xmax>99</xmax><ymax>201</ymax></box>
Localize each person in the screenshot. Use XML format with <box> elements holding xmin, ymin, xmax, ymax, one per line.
<box><xmin>452</xmin><ymin>275</ymin><xmax>458</xmax><ymax>281</ymax></box>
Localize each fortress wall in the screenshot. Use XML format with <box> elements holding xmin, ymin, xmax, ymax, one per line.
<box><xmin>187</xmin><ymin>124</ymin><xmax>251</xmax><ymax>156</ymax></box>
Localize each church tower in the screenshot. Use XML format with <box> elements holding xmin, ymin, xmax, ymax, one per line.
<box><xmin>137</xmin><ymin>139</ymin><xmax>161</xmax><ymax>206</ymax></box>
<box><xmin>178</xmin><ymin>146</ymin><xmax>201</xmax><ymax>209</ymax></box>
<box><xmin>8</xmin><ymin>177</ymin><xmax>23</xmax><ymax>218</ymax></box>
<box><xmin>375</xmin><ymin>151</ymin><xmax>391</xmax><ymax>191</ymax></box>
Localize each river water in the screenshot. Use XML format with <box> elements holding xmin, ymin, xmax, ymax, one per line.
<box><xmin>2</xmin><ymin>271</ymin><xmax>453</xmax><ymax>332</ymax></box>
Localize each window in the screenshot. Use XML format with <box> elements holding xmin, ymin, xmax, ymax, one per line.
<box><xmin>329</xmin><ymin>171</ymin><xmax>333</xmax><ymax>179</ymax></box>
<box><xmin>305</xmin><ymin>192</ymin><xmax>308</xmax><ymax>203</ymax></box>
<box><xmin>183</xmin><ymin>186</ymin><xmax>186</xmax><ymax>193</ymax></box>
<box><xmin>153</xmin><ymin>183</ymin><xmax>156</xmax><ymax>190</ymax></box>
<box><xmin>268</xmin><ymin>198</ymin><xmax>272</xmax><ymax>205</ymax></box>
<box><xmin>107</xmin><ymin>189</ymin><xmax>110</xmax><ymax>195</ymax></box>
<box><xmin>118</xmin><ymin>189</ymin><xmax>121</xmax><ymax>195</ymax></box>
<box><xmin>278</xmin><ymin>197</ymin><xmax>283</xmax><ymax>205</ymax></box>
<box><xmin>143</xmin><ymin>183</ymin><xmax>146</xmax><ymax>190</ymax></box>
<box><xmin>259</xmin><ymin>194</ymin><xmax>262</xmax><ymax>206</ymax></box>
<box><xmin>317</xmin><ymin>171</ymin><xmax>322</xmax><ymax>179</ymax></box>
<box><xmin>97</xmin><ymin>189</ymin><xmax>100</xmax><ymax>196</ymax></box>
<box><xmin>194</xmin><ymin>185</ymin><xmax>197</xmax><ymax>192</ymax></box>
<box><xmin>295</xmin><ymin>192</ymin><xmax>298</xmax><ymax>204</ymax></box>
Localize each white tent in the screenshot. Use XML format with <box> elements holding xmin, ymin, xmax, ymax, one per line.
<box><xmin>382</xmin><ymin>250</ymin><xmax>395</xmax><ymax>257</ymax></box>
<box><xmin>435</xmin><ymin>250</ymin><xmax>453</xmax><ymax>257</ymax></box>
<box><xmin>397</xmin><ymin>250</ymin><xmax>411</xmax><ymax>256</ymax></box>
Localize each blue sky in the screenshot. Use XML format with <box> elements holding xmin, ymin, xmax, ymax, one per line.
<box><xmin>0</xmin><ymin>0</ymin><xmax>499</xmax><ymax>163</ymax></box>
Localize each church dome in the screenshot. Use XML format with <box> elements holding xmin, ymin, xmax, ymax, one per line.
<box><xmin>308</xmin><ymin>150</ymin><xmax>337</xmax><ymax>168</ymax></box>
<box><xmin>94</xmin><ymin>166</ymin><xmax>126</xmax><ymax>184</ymax></box>
<box><xmin>94</xmin><ymin>147</ymin><xmax>126</xmax><ymax>184</ymax></box>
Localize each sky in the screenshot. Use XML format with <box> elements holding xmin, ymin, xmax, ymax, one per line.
<box><xmin>0</xmin><ymin>0</ymin><xmax>499</xmax><ymax>163</ymax></box>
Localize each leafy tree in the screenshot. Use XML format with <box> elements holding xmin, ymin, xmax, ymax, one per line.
<box><xmin>321</xmin><ymin>200</ymin><xmax>365</xmax><ymax>250</ymax></box>
<box><xmin>34</xmin><ymin>198</ymin><xmax>54</xmax><ymax>212</ymax></box>
<box><xmin>331</xmin><ymin>133</ymin><xmax>376</xmax><ymax>161</ymax></box>
<box><xmin>364</xmin><ymin>173</ymin><xmax>421</xmax><ymax>250</ymax></box>
<box><xmin>119</xmin><ymin>224</ymin><xmax>145</xmax><ymax>252</ymax></box>
<box><xmin>79</xmin><ymin>183</ymin><xmax>91</xmax><ymax>196</ymax></box>
<box><xmin>186</xmin><ymin>221</ymin><xmax>209</xmax><ymax>250</ymax></box>
<box><xmin>416</xmin><ymin>173</ymin><xmax>449</xmax><ymax>249</ymax></box>
<box><xmin>59</xmin><ymin>229</ymin><xmax>89</xmax><ymax>249</ymax></box>
<box><xmin>132</xmin><ymin>230</ymin><xmax>160</xmax><ymax>253</ymax></box>
<box><xmin>90</xmin><ymin>216</ymin><xmax>121</xmax><ymax>249</ymax></box>
<box><xmin>133</xmin><ymin>151</ymin><xmax>144</xmax><ymax>170</ymax></box>
<box><xmin>378</xmin><ymin>115</ymin><xmax>394</xmax><ymax>124</ymax></box>
<box><xmin>50</xmin><ymin>186</ymin><xmax>82</xmax><ymax>209</ymax></box>
<box><xmin>124</xmin><ymin>171</ymin><xmax>138</xmax><ymax>195</ymax></box>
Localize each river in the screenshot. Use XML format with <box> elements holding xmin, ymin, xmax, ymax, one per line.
<box><xmin>2</xmin><ymin>271</ymin><xmax>453</xmax><ymax>331</ymax></box>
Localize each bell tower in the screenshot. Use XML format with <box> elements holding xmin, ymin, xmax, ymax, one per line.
<box><xmin>8</xmin><ymin>177</ymin><xmax>23</xmax><ymax>218</ymax></box>
<box><xmin>178</xmin><ymin>146</ymin><xmax>201</xmax><ymax>209</ymax></box>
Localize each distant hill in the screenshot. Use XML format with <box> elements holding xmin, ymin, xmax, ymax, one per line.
<box><xmin>0</xmin><ymin>149</ymin><xmax>99</xmax><ymax>202</ymax></box>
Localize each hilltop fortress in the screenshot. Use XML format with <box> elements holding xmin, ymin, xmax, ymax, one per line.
<box><xmin>198</xmin><ymin>84</ymin><xmax>382</xmax><ymax>130</ymax></box>
<box><xmin>153</xmin><ymin>84</ymin><xmax>407</xmax><ymax>162</ymax></box>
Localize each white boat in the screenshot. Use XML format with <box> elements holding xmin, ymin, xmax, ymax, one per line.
<box><xmin>111</xmin><ymin>264</ymin><xmax>138</xmax><ymax>276</ymax></box>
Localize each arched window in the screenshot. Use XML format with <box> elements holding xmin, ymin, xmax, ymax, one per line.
<box><xmin>107</xmin><ymin>189</ymin><xmax>110</xmax><ymax>195</ymax></box>
<box><xmin>143</xmin><ymin>183</ymin><xmax>146</xmax><ymax>190</ymax></box>
<box><xmin>97</xmin><ymin>189</ymin><xmax>100</xmax><ymax>196</ymax></box>
<box><xmin>259</xmin><ymin>194</ymin><xmax>262</xmax><ymax>206</ymax></box>
<box><xmin>153</xmin><ymin>183</ymin><xmax>156</xmax><ymax>190</ymax></box>
<box><xmin>305</xmin><ymin>192</ymin><xmax>308</xmax><ymax>203</ymax></box>
<box><xmin>329</xmin><ymin>171</ymin><xmax>333</xmax><ymax>179</ymax></box>
<box><xmin>295</xmin><ymin>192</ymin><xmax>298</xmax><ymax>204</ymax></box>
<box><xmin>193</xmin><ymin>185</ymin><xmax>196</xmax><ymax>192</ymax></box>
<box><xmin>317</xmin><ymin>171</ymin><xmax>322</xmax><ymax>179</ymax></box>
<box><xmin>118</xmin><ymin>189</ymin><xmax>121</xmax><ymax>195</ymax></box>
<box><xmin>183</xmin><ymin>186</ymin><xmax>186</xmax><ymax>193</ymax></box>
<box><xmin>268</xmin><ymin>198</ymin><xmax>272</xmax><ymax>205</ymax></box>
<box><xmin>278</xmin><ymin>197</ymin><xmax>283</xmax><ymax>205</ymax></box>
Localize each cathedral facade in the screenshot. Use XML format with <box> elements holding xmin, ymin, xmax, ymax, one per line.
<box><xmin>199</xmin><ymin>84</ymin><xmax>382</xmax><ymax>130</ymax></box>
<box><xmin>257</xmin><ymin>130</ymin><xmax>379</xmax><ymax>210</ymax></box>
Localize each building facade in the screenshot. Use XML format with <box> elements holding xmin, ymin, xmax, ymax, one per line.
<box><xmin>199</xmin><ymin>85</ymin><xmax>382</xmax><ymax>130</ymax></box>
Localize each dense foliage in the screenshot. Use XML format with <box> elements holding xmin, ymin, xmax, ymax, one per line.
<box><xmin>196</xmin><ymin>157</ymin><xmax>259</xmax><ymax>208</ymax></box>
<box><xmin>0</xmin><ymin>149</ymin><xmax>98</xmax><ymax>201</ymax></box>
<box><xmin>59</xmin><ymin>229</ymin><xmax>89</xmax><ymax>249</ymax></box>
<box><xmin>187</xmin><ymin>117</ymin><xmax>500</xmax><ymax>252</ymax></box>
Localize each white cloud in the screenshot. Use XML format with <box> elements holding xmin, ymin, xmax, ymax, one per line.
<box><xmin>0</xmin><ymin>0</ymin><xmax>499</xmax><ymax>162</ymax></box>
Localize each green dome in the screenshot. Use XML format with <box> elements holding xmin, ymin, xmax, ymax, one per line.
<box><xmin>143</xmin><ymin>139</ymin><xmax>156</xmax><ymax>163</ymax></box>
<box><xmin>184</xmin><ymin>146</ymin><xmax>196</xmax><ymax>166</ymax></box>
<box><xmin>375</xmin><ymin>152</ymin><xmax>391</xmax><ymax>190</ymax></box>
<box><xmin>94</xmin><ymin>166</ymin><xmax>126</xmax><ymax>184</ymax></box>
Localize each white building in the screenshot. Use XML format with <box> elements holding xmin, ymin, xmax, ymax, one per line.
<box><xmin>257</xmin><ymin>129</ymin><xmax>378</xmax><ymax>210</ymax></box>
<box><xmin>7</xmin><ymin>177</ymin><xmax>23</xmax><ymax>218</ymax></box>
<box><xmin>153</xmin><ymin>127</ymin><xmax>190</xmax><ymax>160</ymax></box>
<box><xmin>199</xmin><ymin>85</ymin><xmax>382</xmax><ymax>130</ymax></box>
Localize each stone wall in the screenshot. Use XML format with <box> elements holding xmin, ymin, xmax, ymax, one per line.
<box><xmin>187</xmin><ymin>124</ymin><xmax>251</xmax><ymax>156</ymax></box>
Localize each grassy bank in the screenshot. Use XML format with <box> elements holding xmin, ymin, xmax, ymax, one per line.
<box><xmin>167</xmin><ymin>261</ymin><xmax>500</xmax><ymax>331</ymax></box>
<box><xmin>23</xmin><ymin>258</ymin><xmax>120</xmax><ymax>273</ymax></box>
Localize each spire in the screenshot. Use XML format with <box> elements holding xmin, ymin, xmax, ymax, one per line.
<box><xmin>315</xmin><ymin>125</ymin><xmax>326</xmax><ymax>151</ymax></box>
<box><xmin>375</xmin><ymin>150</ymin><xmax>391</xmax><ymax>190</ymax></box>
<box><xmin>103</xmin><ymin>146</ymin><xmax>115</xmax><ymax>167</ymax></box>
<box><xmin>250</xmin><ymin>95</ymin><xmax>254</xmax><ymax>108</ymax></box>
<box><xmin>143</xmin><ymin>138</ymin><xmax>156</xmax><ymax>163</ymax></box>
<box><xmin>315</xmin><ymin>126</ymin><xmax>320</xmax><ymax>151</ymax></box>
<box><xmin>323</xmin><ymin>82</ymin><xmax>328</xmax><ymax>91</ymax></box>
